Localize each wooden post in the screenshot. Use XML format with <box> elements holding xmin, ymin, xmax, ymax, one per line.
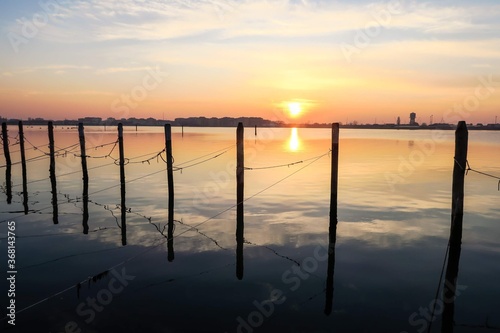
<box><xmin>325</xmin><ymin>123</ymin><xmax>340</xmax><ymax>315</ymax></box>
<box><xmin>181</xmin><ymin>125</ymin><xmax>184</xmax><ymax>137</ymax></box>
<box><xmin>48</xmin><ymin>121</ymin><xmax>58</xmax><ymax>224</ymax></box>
<box><xmin>18</xmin><ymin>121</ymin><xmax>28</xmax><ymax>214</ymax></box>
<box><xmin>118</xmin><ymin>123</ymin><xmax>127</xmax><ymax>245</ymax></box>
<box><xmin>441</xmin><ymin>121</ymin><xmax>468</xmax><ymax>333</ymax></box>
<box><xmin>254</xmin><ymin>125</ymin><xmax>257</xmax><ymax>136</ymax></box>
<box><xmin>165</xmin><ymin>124</ymin><xmax>175</xmax><ymax>261</ymax></box>
<box><xmin>329</xmin><ymin>123</ymin><xmax>339</xmax><ymax>229</ymax></box>
<box><xmin>78</xmin><ymin>123</ymin><xmax>89</xmax><ymax>234</ymax></box>
<box><xmin>2</xmin><ymin>123</ymin><xmax>12</xmax><ymax>204</ymax></box>
<box><xmin>1</xmin><ymin>122</ymin><xmax>11</xmax><ymax>166</ymax></box>
<box><xmin>236</xmin><ymin>122</ymin><xmax>244</xmax><ymax>280</ymax></box>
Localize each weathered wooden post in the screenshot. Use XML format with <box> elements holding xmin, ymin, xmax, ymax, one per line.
<box><xmin>254</xmin><ymin>125</ymin><xmax>257</xmax><ymax>136</ymax></box>
<box><xmin>1</xmin><ymin>122</ymin><xmax>11</xmax><ymax>166</ymax></box>
<box><xmin>325</xmin><ymin>123</ymin><xmax>339</xmax><ymax>315</ymax></box>
<box><xmin>18</xmin><ymin>121</ymin><xmax>28</xmax><ymax>214</ymax></box>
<box><xmin>78</xmin><ymin>123</ymin><xmax>89</xmax><ymax>234</ymax></box>
<box><xmin>165</xmin><ymin>124</ymin><xmax>175</xmax><ymax>261</ymax></box>
<box><xmin>329</xmin><ymin>123</ymin><xmax>339</xmax><ymax>230</ymax></box>
<box><xmin>48</xmin><ymin>121</ymin><xmax>58</xmax><ymax>224</ymax></box>
<box><xmin>118</xmin><ymin>123</ymin><xmax>127</xmax><ymax>245</ymax></box>
<box><xmin>2</xmin><ymin>122</ymin><xmax>12</xmax><ymax>204</ymax></box>
<box><xmin>236</xmin><ymin>122</ymin><xmax>244</xmax><ymax>280</ymax></box>
<box><xmin>441</xmin><ymin>121</ymin><xmax>468</xmax><ymax>333</ymax></box>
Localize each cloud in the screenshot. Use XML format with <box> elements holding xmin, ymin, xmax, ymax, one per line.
<box><xmin>95</xmin><ymin>66</ymin><xmax>154</xmax><ymax>74</ymax></box>
<box><xmin>10</xmin><ymin>0</ymin><xmax>500</xmax><ymax>43</ymax></box>
<box><xmin>5</xmin><ymin>65</ymin><xmax>92</xmax><ymax>75</ymax></box>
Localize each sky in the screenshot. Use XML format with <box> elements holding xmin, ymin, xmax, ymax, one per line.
<box><xmin>0</xmin><ymin>0</ymin><xmax>499</xmax><ymax>124</ymax></box>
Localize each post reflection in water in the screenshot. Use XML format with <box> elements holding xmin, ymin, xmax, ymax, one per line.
<box><xmin>167</xmin><ymin>195</ymin><xmax>174</xmax><ymax>262</ymax></box>
<box><xmin>82</xmin><ymin>177</ymin><xmax>89</xmax><ymax>234</ymax></box>
<box><xmin>120</xmin><ymin>181</ymin><xmax>127</xmax><ymax>246</ymax></box>
<box><xmin>5</xmin><ymin>165</ymin><xmax>12</xmax><ymax>204</ymax></box>
<box><xmin>19</xmin><ymin>121</ymin><xmax>28</xmax><ymax>214</ymax></box>
<box><xmin>50</xmin><ymin>172</ymin><xmax>58</xmax><ymax>224</ymax></box>
<box><xmin>324</xmin><ymin>218</ymin><xmax>337</xmax><ymax>316</ymax></box>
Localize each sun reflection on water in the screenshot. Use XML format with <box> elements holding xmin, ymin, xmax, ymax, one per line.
<box><xmin>288</xmin><ymin>127</ymin><xmax>300</xmax><ymax>151</ymax></box>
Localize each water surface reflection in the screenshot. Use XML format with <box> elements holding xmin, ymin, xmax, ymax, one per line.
<box><xmin>1</xmin><ymin>126</ymin><xmax>499</xmax><ymax>332</ymax></box>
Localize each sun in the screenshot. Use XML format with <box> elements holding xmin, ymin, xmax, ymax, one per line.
<box><xmin>288</xmin><ymin>102</ymin><xmax>302</xmax><ymax>117</ymax></box>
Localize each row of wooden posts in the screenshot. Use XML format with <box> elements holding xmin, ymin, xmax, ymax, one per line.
<box><xmin>1</xmin><ymin>121</ymin><xmax>467</xmax><ymax>329</ymax></box>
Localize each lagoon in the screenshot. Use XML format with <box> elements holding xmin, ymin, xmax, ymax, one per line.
<box><xmin>1</xmin><ymin>125</ymin><xmax>500</xmax><ymax>332</ymax></box>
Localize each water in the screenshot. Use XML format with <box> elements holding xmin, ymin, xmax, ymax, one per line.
<box><xmin>1</xmin><ymin>126</ymin><xmax>499</xmax><ymax>332</ymax></box>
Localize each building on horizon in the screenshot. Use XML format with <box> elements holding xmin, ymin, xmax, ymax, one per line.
<box><xmin>409</xmin><ymin>112</ymin><xmax>417</xmax><ymax>126</ymax></box>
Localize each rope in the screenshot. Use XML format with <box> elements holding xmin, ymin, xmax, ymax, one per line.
<box><xmin>72</xmin><ymin>140</ymin><xmax>119</xmax><ymax>159</ymax></box>
<box><xmin>172</xmin><ymin>148</ymin><xmax>232</xmax><ymax>173</ymax></box>
<box><xmin>245</xmin><ymin>151</ymin><xmax>331</xmax><ymax>170</ymax></box>
<box><xmin>0</xmin><ymin>141</ymin><xmax>82</xmax><ymax>168</ymax></box>
<box><xmin>175</xmin><ymin>144</ymin><xmax>235</xmax><ymax>168</ymax></box>
<box><xmin>9</xmin><ymin>148</ymin><xmax>176</xmax><ymax>189</ymax></box>
<box><xmin>128</xmin><ymin>149</ymin><xmax>166</xmax><ymax>165</ymax></box>
<box><xmin>465</xmin><ymin>161</ymin><xmax>500</xmax><ymax>190</ymax></box>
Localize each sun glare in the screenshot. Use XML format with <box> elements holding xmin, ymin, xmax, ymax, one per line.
<box><xmin>288</xmin><ymin>127</ymin><xmax>300</xmax><ymax>151</ymax></box>
<box><xmin>288</xmin><ymin>102</ymin><xmax>302</xmax><ymax>117</ymax></box>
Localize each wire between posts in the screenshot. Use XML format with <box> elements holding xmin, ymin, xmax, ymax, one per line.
<box><xmin>171</xmin><ymin>148</ymin><xmax>232</xmax><ymax>173</ymax></box>
<box><xmin>465</xmin><ymin>160</ymin><xmax>500</xmax><ymax>191</ymax></box>
<box><xmin>244</xmin><ymin>150</ymin><xmax>332</xmax><ymax>171</ymax></box>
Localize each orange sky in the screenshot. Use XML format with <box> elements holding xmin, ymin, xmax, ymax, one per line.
<box><xmin>1</xmin><ymin>1</ymin><xmax>500</xmax><ymax>124</ymax></box>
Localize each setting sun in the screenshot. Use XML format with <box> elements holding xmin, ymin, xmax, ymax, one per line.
<box><xmin>288</xmin><ymin>102</ymin><xmax>302</xmax><ymax>117</ymax></box>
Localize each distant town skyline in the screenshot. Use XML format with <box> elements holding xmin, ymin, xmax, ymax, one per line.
<box><xmin>1</xmin><ymin>1</ymin><xmax>499</xmax><ymax>124</ymax></box>
<box><xmin>2</xmin><ymin>113</ymin><xmax>499</xmax><ymax>130</ymax></box>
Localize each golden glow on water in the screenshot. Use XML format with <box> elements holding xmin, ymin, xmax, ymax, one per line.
<box><xmin>2</xmin><ymin>126</ymin><xmax>500</xmax><ymax>250</ymax></box>
<box><xmin>288</xmin><ymin>127</ymin><xmax>300</xmax><ymax>151</ymax></box>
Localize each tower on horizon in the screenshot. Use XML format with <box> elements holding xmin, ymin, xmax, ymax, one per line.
<box><xmin>410</xmin><ymin>112</ymin><xmax>416</xmax><ymax>126</ymax></box>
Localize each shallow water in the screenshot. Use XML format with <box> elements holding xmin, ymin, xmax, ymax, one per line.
<box><xmin>1</xmin><ymin>125</ymin><xmax>499</xmax><ymax>332</ymax></box>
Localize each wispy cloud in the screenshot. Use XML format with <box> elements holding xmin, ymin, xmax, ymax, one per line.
<box><xmin>95</xmin><ymin>66</ymin><xmax>155</xmax><ymax>74</ymax></box>
<box><xmin>2</xmin><ymin>65</ymin><xmax>92</xmax><ymax>75</ymax></box>
<box><xmin>11</xmin><ymin>0</ymin><xmax>499</xmax><ymax>43</ymax></box>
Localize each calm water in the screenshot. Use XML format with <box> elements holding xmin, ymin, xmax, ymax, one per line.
<box><xmin>1</xmin><ymin>125</ymin><xmax>500</xmax><ymax>333</ymax></box>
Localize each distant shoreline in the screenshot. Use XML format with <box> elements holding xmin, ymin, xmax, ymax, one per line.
<box><xmin>2</xmin><ymin>116</ymin><xmax>499</xmax><ymax>131</ymax></box>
